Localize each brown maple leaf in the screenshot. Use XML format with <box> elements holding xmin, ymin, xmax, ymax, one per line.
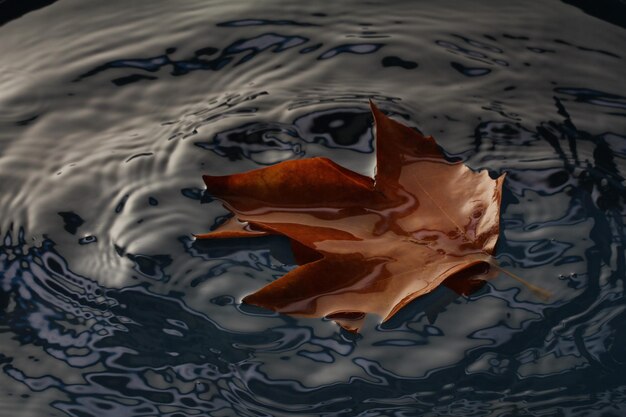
<box><xmin>197</xmin><ymin>101</ymin><xmax>506</xmax><ymax>331</ymax></box>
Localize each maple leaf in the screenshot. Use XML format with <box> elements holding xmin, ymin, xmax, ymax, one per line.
<box><xmin>197</xmin><ymin>102</ymin><xmax>506</xmax><ymax>331</ymax></box>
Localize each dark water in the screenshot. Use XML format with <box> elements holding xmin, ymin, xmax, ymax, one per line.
<box><xmin>1</xmin><ymin>1</ymin><xmax>625</xmax><ymax>416</ymax></box>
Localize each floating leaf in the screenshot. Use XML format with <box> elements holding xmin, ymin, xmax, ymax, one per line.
<box><xmin>197</xmin><ymin>101</ymin><xmax>505</xmax><ymax>331</ymax></box>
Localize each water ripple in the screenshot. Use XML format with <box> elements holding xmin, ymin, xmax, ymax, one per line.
<box><xmin>1</xmin><ymin>0</ymin><xmax>626</xmax><ymax>415</ymax></box>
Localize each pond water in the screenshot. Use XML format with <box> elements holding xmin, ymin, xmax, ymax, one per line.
<box><xmin>1</xmin><ymin>1</ymin><xmax>625</xmax><ymax>416</ymax></box>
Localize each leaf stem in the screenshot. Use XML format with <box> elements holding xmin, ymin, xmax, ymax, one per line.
<box><xmin>487</xmin><ymin>258</ymin><xmax>552</xmax><ymax>300</ymax></box>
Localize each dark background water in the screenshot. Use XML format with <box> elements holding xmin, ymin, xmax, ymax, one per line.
<box><xmin>1</xmin><ymin>1</ymin><xmax>625</xmax><ymax>416</ymax></box>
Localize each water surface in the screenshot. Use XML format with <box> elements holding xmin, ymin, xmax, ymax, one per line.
<box><xmin>1</xmin><ymin>1</ymin><xmax>625</xmax><ymax>416</ymax></box>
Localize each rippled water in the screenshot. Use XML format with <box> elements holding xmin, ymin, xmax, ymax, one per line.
<box><xmin>1</xmin><ymin>1</ymin><xmax>625</xmax><ymax>416</ymax></box>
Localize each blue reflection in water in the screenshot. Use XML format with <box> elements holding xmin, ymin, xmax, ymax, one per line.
<box><xmin>2</xmin><ymin>185</ymin><xmax>626</xmax><ymax>417</ymax></box>
<box><xmin>317</xmin><ymin>43</ymin><xmax>384</xmax><ymax>60</ymax></box>
<box><xmin>2</xmin><ymin>229</ymin><xmax>380</xmax><ymax>416</ymax></box>
<box><xmin>75</xmin><ymin>33</ymin><xmax>311</xmax><ymax>83</ymax></box>
<box><xmin>193</xmin><ymin>106</ymin><xmax>375</xmax><ymax>164</ymax></box>
<box><xmin>75</xmin><ymin>32</ymin><xmax>385</xmax><ymax>86</ymax></box>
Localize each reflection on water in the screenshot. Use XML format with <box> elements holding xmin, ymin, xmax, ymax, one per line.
<box><xmin>193</xmin><ymin>106</ymin><xmax>374</xmax><ymax>165</ymax></box>
<box><xmin>74</xmin><ymin>33</ymin><xmax>384</xmax><ymax>86</ymax></box>
<box><xmin>0</xmin><ymin>0</ymin><xmax>625</xmax><ymax>415</ymax></box>
<box><xmin>3</xmin><ymin>223</ymin><xmax>625</xmax><ymax>416</ymax></box>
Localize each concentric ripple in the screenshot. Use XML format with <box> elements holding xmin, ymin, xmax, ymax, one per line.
<box><xmin>0</xmin><ymin>0</ymin><xmax>625</xmax><ymax>415</ymax></box>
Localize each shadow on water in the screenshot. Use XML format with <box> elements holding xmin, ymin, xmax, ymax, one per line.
<box><xmin>561</xmin><ymin>0</ymin><xmax>626</xmax><ymax>30</ymax></box>
<box><xmin>475</xmin><ymin>96</ymin><xmax>625</xmax><ymax>279</ymax></box>
<box><xmin>0</xmin><ymin>0</ymin><xmax>58</xmax><ymax>27</ymax></box>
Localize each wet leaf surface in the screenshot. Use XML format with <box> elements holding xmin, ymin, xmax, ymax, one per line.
<box><xmin>198</xmin><ymin>102</ymin><xmax>505</xmax><ymax>331</ymax></box>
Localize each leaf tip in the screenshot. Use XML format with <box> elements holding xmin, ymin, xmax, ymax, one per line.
<box><xmin>368</xmin><ymin>99</ymin><xmax>383</xmax><ymax>119</ymax></box>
